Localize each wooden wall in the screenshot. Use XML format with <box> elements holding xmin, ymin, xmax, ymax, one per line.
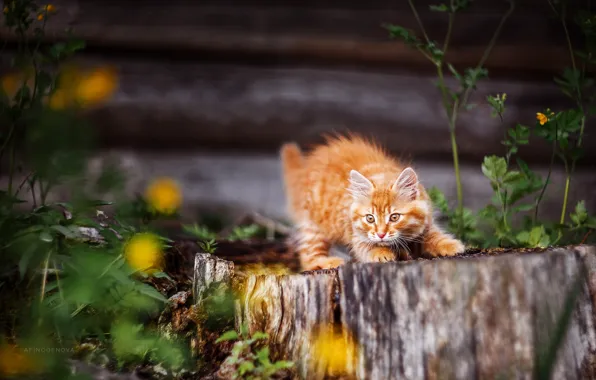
<box><xmin>1</xmin><ymin>0</ymin><xmax>594</xmax><ymax>221</ymax></box>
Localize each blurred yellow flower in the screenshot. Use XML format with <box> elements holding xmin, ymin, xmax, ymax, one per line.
<box><xmin>37</xmin><ymin>13</ymin><xmax>43</xmax><ymax>20</ymax></box>
<box><xmin>124</xmin><ymin>233</ymin><xmax>163</xmax><ymax>273</ymax></box>
<box><xmin>3</xmin><ymin>6</ymin><xmax>8</xmax><ymax>13</ymax></box>
<box><xmin>44</xmin><ymin>4</ymin><xmax>56</xmax><ymax>12</ymax></box>
<box><xmin>48</xmin><ymin>65</ymin><xmax>118</xmax><ymax>110</ymax></box>
<box><xmin>536</xmin><ymin>112</ymin><xmax>548</xmax><ymax>125</ymax></box>
<box><xmin>1</xmin><ymin>69</ymin><xmax>34</xmax><ymax>101</ymax></box>
<box><xmin>145</xmin><ymin>177</ymin><xmax>182</xmax><ymax>215</ymax></box>
<box><xmin>310</xmin><ymin>326</ymin><xmax>358</xmax><ymax>376</ymax></box>
<box><xmin>48</xmin><ymin>89</ymin><xmax>67</xmax><ymax>109</ymax></box>
<box><xmin>75</xmin><ymin>66</ymin><xmax>118</xmax><ymax>107</ymax></box>
<box><xmin>0</xmin><ymin>344</ymin><xmax>39</xmax><ymax>376</ymax></box>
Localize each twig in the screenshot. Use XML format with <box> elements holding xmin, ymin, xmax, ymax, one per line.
<box><xmin>406</xmin><ymin>0</ymin><xmax>431</xmax><ymax>44</ymax></box>
<box><xmin>580</xmin><ymin>230</ymin><xmax>593</xmax><ymax>245</ymax></box>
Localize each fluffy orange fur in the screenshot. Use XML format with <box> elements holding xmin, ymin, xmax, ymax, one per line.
<box><xmin>280</xmin><ymin>134</ymin><xmax>465</xmax><ymax>271</ymax></box>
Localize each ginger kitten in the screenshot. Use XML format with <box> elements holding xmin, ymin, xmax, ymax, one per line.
<box><xmin>280</xmin><ymin>134</ymin><xmax>465</xmax><ymax>271</ymax></box>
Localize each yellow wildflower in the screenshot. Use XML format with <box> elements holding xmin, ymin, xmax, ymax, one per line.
<box><xmin>536</xmin><ymin>112</ymin><xmax>548</xmax><ymax>125</ymax></box>
<box><xmin>48</xmin><ymin>89</ymin><xmax>68</xmax><ymax>109</ymax></box>
<box><xmin>45</xmin><ymin>4</ymin><xmax>56</xmax><ymax>12</ymax></box>
<box><xmin>1</xmin><ymin>69</ymin><xmax>34</xmax><ymax>101</ymax></box>
<box><xmin>310</xmin><ymin>326</ymin><xmax>358</xmax><ymax>376</ymax></box>
<box><xmin>145</xmin><ymin>177</ymin><xmax>182</xmax><ymax>215</ymax></box>
<box><xmin>124</xmin><ymin>233</ymin><xmax>163</xmax><ymax>273</ymax></box>
<box><xmin>74</xmin><ymin>66</ymin><xmax>118</xmax><ymax>107</ymax></box>
<box><xmin>0</xmin><ymin>344</ymin><xmax>39</xmax><ymax>376</ymax></box>
<box><xmin>37</xmin><ymin>13</ymin><xmax>43</xmax><ymax>20</ymax></box>
<box><xmin>47</xmin><ymin>65</ymin><xmax>118</xmax><ymax>109</ymax></box>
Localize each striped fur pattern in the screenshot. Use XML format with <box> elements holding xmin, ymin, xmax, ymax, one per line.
<box><xmin>280</xmin><ymin>134</ymin><xmax>465</xmax><ymax>271</ymax></box>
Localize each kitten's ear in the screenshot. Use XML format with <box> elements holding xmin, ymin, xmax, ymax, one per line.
<box><xmin>348</xmin><ymin>170</ymin><xmax>374</xmax><ymax>199</ymax></box>
<box><xmin>392</xmin><ymin>167</ymin><xmax>419</xmax><ymax>201</ymax></box>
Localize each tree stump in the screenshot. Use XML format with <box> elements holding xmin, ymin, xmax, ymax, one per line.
<box><xmin>193</xmin><ymin>245</ymin><xmax>596</xmax><ymax>379</ymax></box>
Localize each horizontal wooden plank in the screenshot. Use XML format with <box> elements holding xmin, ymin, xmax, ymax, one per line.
<box><xmin>0</xmin><ymin>0</ymin><xmax>584</xmax><ymax>75</ymax></box>
<box><xmin>6</xmin><ymin>55</ymin><xmax>584</xmax><ymax>164</ymax></box>
<box><xmin>4</xmin><ymin>151</ymin><xmax>594</xmax><ymax>223</ymax></box>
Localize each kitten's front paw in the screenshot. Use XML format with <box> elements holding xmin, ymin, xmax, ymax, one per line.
<box><xmin>304</xmin><ymin>256</ymin><xmax>345</xmax><ymax>271</ymax></box>
<box><xmin>429</xmin><ymin>238</ymin><xmax>465</xmax><ymax>257</ymax></box>
<box><xmin>368</xmin><ymin>246</ymin><xmax>397</xmax><ymax>263</ymax></box>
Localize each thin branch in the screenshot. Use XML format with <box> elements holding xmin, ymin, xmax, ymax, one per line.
<box><xmin>407</xmin><ymin>0</ymin><xmax>431</xmax><ymax>44</ymax></box>
<box><xmin>461</xmin><ymin>0</ymin><xmax>516</xmax><ymax>107</ymax></box>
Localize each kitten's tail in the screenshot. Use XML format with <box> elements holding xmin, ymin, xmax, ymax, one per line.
<box><xmin>280</xmin><ymin>143</ymin><xmax>304</xmax><ymax>211</ymax></box>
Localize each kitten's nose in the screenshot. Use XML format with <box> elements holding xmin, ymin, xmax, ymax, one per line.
<box><xmin>377</xmin><ymin>232</ymin><xmax>386</xmax><ymax>239</ymax></box>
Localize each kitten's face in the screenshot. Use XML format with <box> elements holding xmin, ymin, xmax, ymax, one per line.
<box><xmin>348</xmin><ymin>168</ymin><xmax>429</xmax><ymax>246</ymax></box>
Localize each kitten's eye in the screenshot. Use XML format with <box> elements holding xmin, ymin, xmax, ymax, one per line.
<box><xmin>389</xmin><ymin>213</ymin><xmax>401</xmax><ymax>222</ymax></box>
<box><xmin>365</xmin><ymin>214</ymin><xmax>375</xmax><ymax>223</ymax></box>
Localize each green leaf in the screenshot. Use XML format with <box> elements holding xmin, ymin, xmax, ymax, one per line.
<box><xmin>252</xmin><ymin>332</ymin><xmax>269</xmax><ymax>341</ymax></box>
<box><xmin>65</xmin><ymin>38</ymin><xmax>86</xmax><ymax>54</ymax></box>
<box><xmin>481</xmin><ymin>155</ymin><xmax>507</xmax><ymax>182</ymax></box>
<box><xmin>570</xmin><ymin>200</ymin><xmax>588</xmax><ymax>226</ymax></box>
<box><xmin>238</xmin><ymin>361</ymin><xmax>255</xmax><ymax>375</ymax></box>
<box><xmin>135</xmin><ymin>283</ymin><xmax>167</xmax><ymax>302</ymax></box>
<box><xmin>182</xmin><ymin>223</ymin><xmax>217</xmax><ymax>240</ymax></box>
<box><xmin>428</xmin><ymin>187</ymin><xmax>449</xmax><ymax>214</ymax></box>
<box><xmin>447</xmin><ymin>63</ymin><xmax>461</xmax><ymax>81</ymax></box>
<box><xmin>512</xmin><ymin>203</ymin><xmax>535</xmax><ymax>213</ymax></box>
<box><xmin>273</xmin><ymin>360</ymin><xmax>294</xmax><ymax>370</ymax></box>
<box><xmin>39</xmin><ymin>230</ymin><xmax>54</xmax><ymax>242</ymax></box>
<box><xmin>256</xmin><ymin>346</ymin><xmax>270</xmax><ymax>363</ymax></box>
<box><xmin>516</xmin><ymin>231</ymin><xmax>530</xmax><ymax>245</ymax></box>
<box><xmin>503</xmin><ymin>171</ymin><xmax>524</xmax><ymax>185</ymax></box>
<box><xmin>215</xmin><ymin>330</ymin><xmax>239</xmax><ymax>343</ymax></box>
<box><xmin>18</xmin><ymin>244</ymin><xmax>38</xmax><ymax>279</ymax></box>
<box><xmin>383</xmin><ymin>24</ymin><xmax>422</xmax><ymax>47</ymax></box>
<box><xmin>51</xmin><ymin>225</ymin><xmax>80</xmax><ymax>239</ymax></box>
<box><xmin>430</xmin><ymin>4</ymin><xmax>449</xmax><ymax>12</ymax></box>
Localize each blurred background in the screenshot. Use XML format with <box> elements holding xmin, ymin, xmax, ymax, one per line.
<box><xmin>1</xmin><ymin>0</ymin><xmax>595</xmax><ymax>225</ymax></box>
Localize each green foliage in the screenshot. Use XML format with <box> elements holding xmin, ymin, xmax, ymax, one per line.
<box><xmin>183</xmin><ymin>222</ymin><xmax>218</xmax><ymax>240</ymax></box>
<box><xmin>216</xmin><ymin>326</ymin><xmax>294</xmax><ymax>379</ymax></box>
<box><xmin>384</xmin><ymin>0</ymin><xmax>515</xmax><ymax>240</ymax></box>
<box><xmin>182</xmin><ymin>222</ymin><xmax>263</xmax><ymax>252</ymax></box>
<box><xmin>0</xmin><ymin>1</ymin><xmax>189</xmax><ymax>377</ymax></box>
<box><xmin>423</xmin><ymin>2</ymin><xmax>596</xmax><ymax>249</ymax></box>
<box><xmin>430</xmin><ymin>88</ymin><xmax>595</xmax><ymax>248</ymax></box>
<box><xmin>111</xmin><ymin>320</ymin><xmax>188</xmax><ymax>370</ymax></box>
<box><xmin>227</xmin><ymin>224</ymin><xmax>261</xmax><ymax>241</ymax></box>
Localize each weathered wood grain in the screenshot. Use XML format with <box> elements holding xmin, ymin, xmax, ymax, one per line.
<box><xmin>1</xmin><ymin>55</ymin><xmax>589</xmax><ymax>163</ymax></box>
<box><xmin>0</xmin><ymin>0</ymin><xmax>583</xmax><ymax>75</ymax></box>
<box><xmin>235</xmin><ymin>269</ymin><xmax>339</xmax><ymax>378</ymax></box>
<box><xmin>192</xmin><ymin>253</ymin><xmax>234</xmax><ymax>304</ymax></box>
<box><xmin>193</xmin><ymin>245</ymin><xmax>596</xmax><ymax>379</ymax></box>
<box><xmin>339</xmin><ymin>246</ymin><xmax>596</xmax><ymax>379</ymax></box>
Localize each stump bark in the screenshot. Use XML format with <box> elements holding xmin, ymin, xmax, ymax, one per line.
<box><xmin>193</xmin><ymin>245</ymin><xmax>596</xmax><ymax>379</ymax></box>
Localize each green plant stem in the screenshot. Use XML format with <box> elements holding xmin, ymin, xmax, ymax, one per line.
<box><xmin>39</xmin><ymin>180</ymin><xmax>51</xmax><ymax>205</ymax></box>
<box><xmin>534</xmin><ymin>119</ymin><xmax>558</xmax><ymax>224</ymax></box>
<box><xmin>496</xmin><ymin>183</ymin><xmax>510</xmax><ymax>244</ymax></box>
<box><xmin>560</xmin><ymin>173</ymin><xmax>571</xmax><ymax>225</ymax></box>
<box><xmin>98</xmin><ymin>254</ymin><xmax>123</xmax><ymax>279</ymax></box>
<box><xmin>407</xmin><ymin>0</ymin><xmax>430</xmax><ymax>43</ymax></box>
<box><xmin>547</xmin><ymin>0</ymin><xmax>588</xmax><ymax>227</ymax></box>
<box><xmin>443</xmin><ymin>12</ymin><xmax>454</xmax><ymax>53</ymax></box>
<box><xmin>460</xmin><ymin>0</ymin><xmax>515</xmax><ymax>107</ymax></box>
<box><xmin>39</xmin><ymin>250</ymin><xmax>51</xmax><ymax>304</ymax></box>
